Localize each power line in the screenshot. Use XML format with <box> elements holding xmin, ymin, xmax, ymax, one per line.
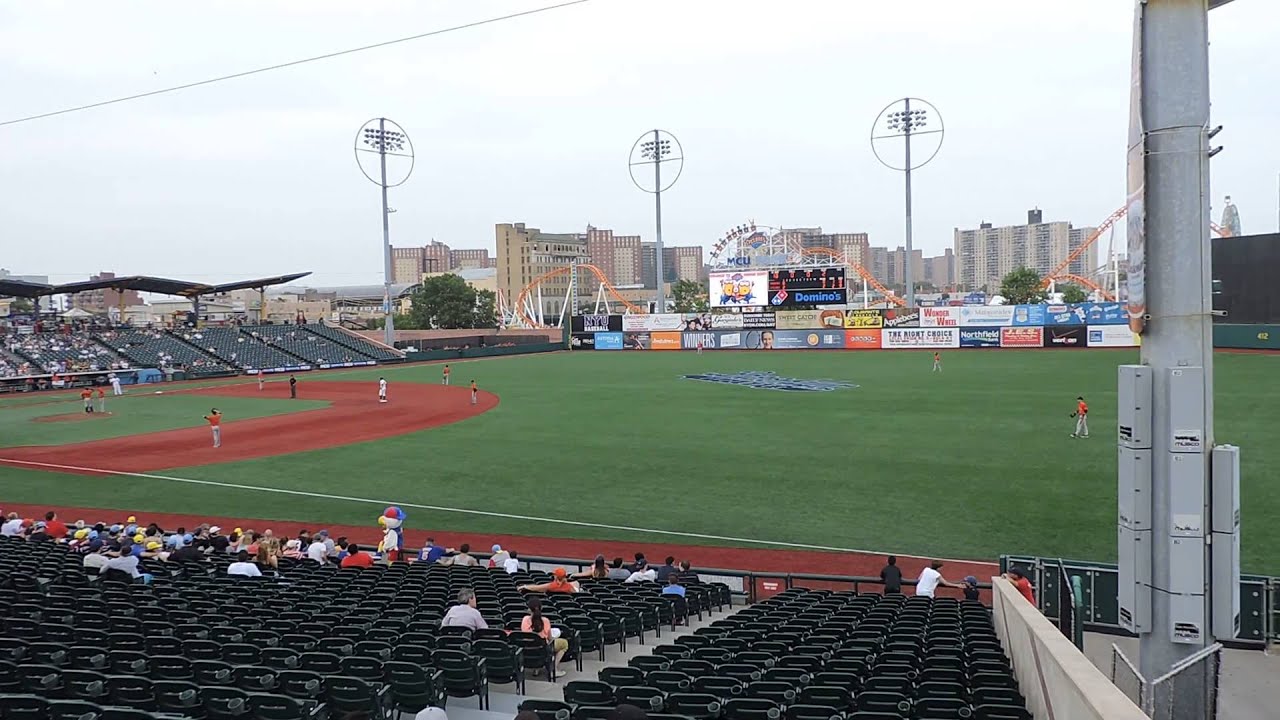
<box><xmin>0</xmin><ymin>0</ymin><xmax>593</xmax><ymax>128</ymax></box>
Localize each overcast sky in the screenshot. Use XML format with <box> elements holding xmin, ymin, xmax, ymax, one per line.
<box><xmin>1</xmin><ymin>0</ymin><xmax>1276</xmax><ymax>287</ymax></box>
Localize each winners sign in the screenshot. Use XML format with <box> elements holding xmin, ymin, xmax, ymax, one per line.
<box><xmin>768</xmin><ymin>268</ymin><xmax>847</xmax><ymax>307</ymax></box>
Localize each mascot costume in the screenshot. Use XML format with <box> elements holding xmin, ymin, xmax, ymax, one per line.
<box><xmin>378</xmin><ymin>506</ymin><xmax>406</xmax><ymax>562</ymax></box>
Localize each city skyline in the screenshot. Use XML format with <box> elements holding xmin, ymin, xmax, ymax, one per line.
<box><xmin>1</xmin><ymin>1</ymin><xmax>1276</xmax><ymax>288</ymax></box>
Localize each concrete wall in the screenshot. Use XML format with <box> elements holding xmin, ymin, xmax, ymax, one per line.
<box><xmin>991</xmin><ymin>577</ymin><xmax>1147</xmax><ymax>720</ymax></box>
<box><xmin>355</xmin><ymin>329</ymin><xmax>559</xmax><ymax>343</ymax></box>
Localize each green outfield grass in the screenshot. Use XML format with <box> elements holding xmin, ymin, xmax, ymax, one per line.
<box><xmin>0</xmin><ymin>393</ymin><xmax>328</xmax><ymax>446</ymax></box>
<box><xmin>1</xmin><ymin>351</ymin><xmax>1277</xmax><ymax>573</ymax></box>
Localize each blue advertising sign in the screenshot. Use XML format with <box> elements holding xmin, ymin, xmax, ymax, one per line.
<box><xmin>1082</xmin><ymin>302</ymin><xmax>1128</xmax><ymax>325</ymax></box>
<box><xmin>1044</xmin><ymin>304</ymin><xmax>1087</xmax><ymax>326</ymax></box>
<box><xmin>1011</xmin><ymin>305</ymin><xmax>1047</xmax><ymax>327</ymax></box>
<box><xmin>681</xmin><ymin>331</ymin><xmax>717</xmax><ymax>350</ymax></box>
<box><xmin>963</xmin><ymin>292</ymin><xmax>987</xmax><ymax>306</ymax></box>
<box><xmin>959</xmin><ymin>328</ymin><xmax>1002</xmax><ymax>348</ymax></box>
<box><xmin>594</xmin><ymin>332</ymin><xmax>624</xmax><ymax>350</ymax></box>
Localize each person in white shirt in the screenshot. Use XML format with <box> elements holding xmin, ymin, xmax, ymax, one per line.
<box><xmin>1</xmin><ymin>513</ymin><xmax>23</xmax><ymax>536</ymax></box>
<box><xmin>306</xmin><ymin>538</ymin><xmax>329</xmax><ymax>564</ymax></box>
<box><xmin>625</xmin><ymin>560</ymin><xmax>657</xmax><ymax>583</ymax></box>
<box><xmin>915</xmin><ymin>560</ymin><xmax>965</xmax><ymax>598</ymax></box>
<box><xmin>488</xmin><ymin>544</ymin><xmax>510</xmax><ymax>569</ymax></box>
<box><xmin>503</xmin><ymin>551</ymin><xmax>520</xmax><ymax>574</ymax></box>
<box><xmin>440</xmin><ymin>589</ymin><xmax>489</xmax><ymax>631</ymax></box>
<box><xmin>228</xmin><ymin>551</ymin><xmax>263</xmax><ymax>577</ymax></box>
<box><xmin>378</xmin><ymin>377</ymin><xmax>388</xmax><ymax>403</ymax></box>
<box><xmin>101</xmin><ymin>549</ymin><xmax>141</xmax><ymax>579</ymax></box>
<box><xmin>109</xmin><ymin>373</ymin><xmax>123</xmax><ymax>396</ymax></box>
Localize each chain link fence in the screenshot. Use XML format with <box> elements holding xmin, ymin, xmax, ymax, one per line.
<box><xmin>1147</xmin><ymin>642</ymin><xmax>1222</xmax><ymax>720</ymax></box>
<box><xmin>1109</xmin><ymin>643</ymin><xmax>1146</xmax><ymax>710</ymax></box>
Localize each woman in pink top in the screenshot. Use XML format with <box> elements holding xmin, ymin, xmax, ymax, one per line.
<box><xmin>520</xmin><ymin>596</ymin><xmax>569</xmax><ymax>678</ymax></box>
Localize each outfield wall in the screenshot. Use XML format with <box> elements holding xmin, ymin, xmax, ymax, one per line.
<box><xmin>570</xmin><ymin>304</ymin><xmax>1140</xmax><ymax>351</ymax></box>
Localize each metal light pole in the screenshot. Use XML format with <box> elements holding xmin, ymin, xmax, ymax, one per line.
<box><xmin>629</xmin><ymin>130</ymin><xmax>684</xmax><ymax>313</ymax></box>
<box><xmin>872</xmin><ymin>98</ymin><xmax>944</xmax><ymax>309</ymax></box>
<box><xmin>355</xmin><ymin>118</ymin><xmax>414</xmax><ymax>347</ymax></box>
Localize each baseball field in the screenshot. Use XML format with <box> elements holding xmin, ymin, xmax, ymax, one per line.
<box><xmin>0</xmin><ymin>349</ymin><xmax>1276</xmax><ymax>575</ymax></box>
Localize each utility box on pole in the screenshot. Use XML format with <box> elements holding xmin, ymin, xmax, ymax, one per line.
<box><xmin>1118</xmin><ymin>365</ymin><xmax>1154</xmax><ymax>634</ymax></box>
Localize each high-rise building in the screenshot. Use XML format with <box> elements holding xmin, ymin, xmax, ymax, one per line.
<box><xmin>449</xmin><ymin>248</ymin><xmax>492</xmax><ymax>270</ymax></box>
<box><xmin>867</xmin><ymin>247</ymin><xmax>890</xmax><ymax>286</ymax></box>
<box><xmin>954</xmin><ymin>210</ymin><xmax>1098</xmax><ymax>292</ymax></box>
<box><xmin>586</xmin><ymin>226</ymin><xmax>642</xmax><ymax>286</ymax></box>
<box><xmin>495</xmin><ymin>222</ymin><xmax>588</xmax><ymax>321</ymax></box>
<box><xmin>640</xmin><ymin>242</ymin><xmax>704</xmax><ymax>288</ymax></box>
<box><xmin>923</xmin><ymin>248</ymin><xmax>956</xmax><ymax>290</ymax></box>
<box><xmin>886</xmin><ymin>246</ymin><xmax>924</xmax><ymax>288</ymax></box>
<box><xmin>784</xmin><ymin>228</ymin><xmax>870</xmax><ymax>267</ymax></box>
<box><xmin>69</xmin><ymin>272</ymin><xmax>142</xmax><ymax>314</ymax></box>
<box><xmin>391</xmin><ymin>241</ymin><xmax>451</xmax><ymax>283</ymax></box>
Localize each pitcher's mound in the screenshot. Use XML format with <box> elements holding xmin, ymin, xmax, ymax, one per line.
<box><xmin>34</xmin><ymin>412</ymin><xmax>113</xmax><ymax>424</ymax></box>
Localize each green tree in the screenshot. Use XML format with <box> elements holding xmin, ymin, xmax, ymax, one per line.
<box><xmin>1060</xmin><ymin>284</ymin><xmax>1089</xmax><ymax>304</ymax></box>
<box><xmin>10</xmin><ymin>298</ymin><xmax>34</xmax><ymax>314</ymax></box>
<box><xmin>368</xmin><ymin>313</ymin><xmax>417</xmax><ymax>330</ymax></box>
<box><xmin>406</xmin><ymin>274</ymin><xmax>496</xmax><ymax>329</ymax></box>
<box><xmin>671</xmin><ymin>279</ymin><xmax>709</xmax><ymax>313</ymax></box>
<box><xmin>999</xmin><ymin>267</ymin><xmax>1048</xmax><ymax>305</ymax></box>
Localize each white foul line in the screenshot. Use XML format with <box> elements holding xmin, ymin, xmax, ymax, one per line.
<box><xmin>0</xmin><ymin>457</ymin><xmax>996</xmax><ymax>567</ymax></box>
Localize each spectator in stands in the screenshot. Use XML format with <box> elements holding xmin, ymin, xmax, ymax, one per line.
<box><xmin>488</xmin><ymin>544</ymin><xmax>510</xmax><ymax>569</ymax></box>
<box><xmin>341</xmin><ymin>543</ymin><xmax>374</xmax><ymax>568</ymax></box>
<box><xmin>1</xmin><ymin>513</ymin><xmax>22</xmax><ymax>536</ymax></box>
<box><xmin>573</xmin><ymin>555</ymin><xmax>609</xmax><ymax>580</ymax></box>
<box><xmin>169</xmin><ymin>541</ymin><xmax>205</xmax><ymax>564</ymax></box>
<box><xmin>654</xmin><ymin>556</ymin><xmax>678</xmax><ymax>582</ymax></box>
<box><xmin>28</xmin><ymin>522</ymin><xmax>51</xmax><ymax>543</ymax></box>
<box><xmin>417</xmin><ymin>537</ymin><xmax>449</xmax><ymax>563</ymax></box>
<box><xmin>916</xmin><ymin>560</ymin><xmax>966</xmax><ymax>598</ymax></box>
<box><xmin>208</xmin><ymin>527</ymin><xmax>230</xmax><ymax>554</ymax></box>
<box><xmin>625</xmin><ymin>560</ymin><xmax>657</xmax><ymax>583</ymax></box>
<box><xmin>521</xmin><ymin>596</ymin><xmax>568</xmax><ymax>678</ymax></box>
<box><xmin>607</xmin><ymin>557</ymin><xmax>631</xmax><ymax>580</ymax></box>
<box><xmin>414</xmin><ymin>708</ymin><xmax>448</xmax><ymax>720</ymax></box>
<box><xmin>504</xmin><ymin>550</ymin><xmax>520</xmax><ymax>574</ymax></box>
<box><xmin>282</xmin><ymin>539</ymin><xmax>304</xmax><ymax>560</ymax></box>
<box><xmin>101</xmin><ymin>542</ymin><xmax>146</xmax><ymax>582</ymax></box>
<box><xmin>440</xmin><ymin>588</ymin><xmax>489</xmax><ymax>630</ymax></box>
<box><xmin>83</xmin><ymin>540</ymin><xmax>109</xmax><ymax>571</ymax></box>
<box><xmin>306</xmin><ymin>535</ymin><xmax>328</xmax><ymax>564</ymax></box>
<box><xmin>319</xmin><ymin>530</ymin><xmax>337</xmax><ymax>558</ymax></box>
<box><xmin>676</xmin><ymin>560</ymin><xmax>699</xmax><ymax>584</ymax></box>
<box><xmin>450</xmin><ymin>543</ymin><xmax>479</xmax><ymax>567</ymax></box>
<box><xmin>628</xmin><ymin>552</ymin><xmax>647</xmax><ymax>572</ymax></box>
<box><xmin>44</xmin><ymin>511</ymin><xmax>68</xmax><ymax>540</ymax></box>
<box><xmin>1002</xmin><ymin>567</ymin><xmax>1036</xmax><ymax>604</ymax></box>
<box><xmin>519</xmin><ymin>568</ymin><xmax>578</xmax><ymax>594</ymax></box>
<box><xmin>662</xmin><ymin>574</ymin><xmax>686</xmax><ymax>598</ymax></box>
<box><xmin>880</xmin><ymin>555</ymin><xmax>903</xmax><ymax>595</ymax></box>
<box><xmin>228</xmin><ymin>550</ymin><xmax>263</xmax><ymax>577</ymax></box>
<box><xmin>296</xmin><ymin>530</ymin><xmax>312</xmax><ymax>550</ymax></box>
<box><xmin>963</xmin><ymin>575</ymin><xmax>981</xmax><ymax>601</ymax></box>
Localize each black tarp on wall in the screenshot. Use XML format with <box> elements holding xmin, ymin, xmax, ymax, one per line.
<box><xmin>1212</xmin><ymin>233</ymin><xmax>1280</xmax><ymax>324</ymax></box>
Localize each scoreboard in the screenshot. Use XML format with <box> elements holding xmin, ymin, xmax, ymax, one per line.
<box><xmin>767</xmin><ymin>267</ymin><xmax>848</xmax><ymax>307</ymax></box>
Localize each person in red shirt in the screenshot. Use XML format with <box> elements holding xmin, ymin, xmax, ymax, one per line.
<box><xmin>932</xmin><ymin>352</ymin><xmax>942</xmax><ymax>373</ymax></box>
<box><xmin>1003</xmin><ymin>567</ymin><xmax>1036</xmax><ymax>605</ymax></box>
<box><xmin>43</xmin><ymin>512</ymin><xmax>68</xmax><ymax>541</ymax></box>
<box><xmin>203</xmin><ymin>409</ymin><xmax>222</xmax><ymax>448</ymax></box>
<box><xmin>1071</xmin><ymin>396</ymin><xmax>1089</xmax><ymax>438</ymax></box>
<box><xmin>340</xmin><ymin>543</ymin><xmax>374</xmax><ymax>568</ymax></box>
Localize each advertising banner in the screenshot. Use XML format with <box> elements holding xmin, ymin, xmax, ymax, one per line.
<box><xmin>594</xmin><ymin>332</ymin><xmax>624</xmax><ymax>350</ymax></box>
<box><xmin>959</xmin><ymin>328</ymin><xmax>1002</xmax><ymax>348</ymax></box>
<box><xmin>920</xmin><ymin>306</ymin><xmax>961</xmax><ymax>327</ymax></box>
<box><xmin>677</xmin><ymin>313</ymin><xmax>715</xmax><ymax>331</ymax></box>
<box><xmin>1082</xmin><ymin>302</ymin><xmax>1128</xmax><ymax>325</ymax></box>
<box><xmin>622</xmin><ymin>314</ymin><xmax>685</xmax><ymax>332</ymax></box>
<box><xmin>774</xmin><ymin>309</ymin><xmax>846</xmax><ymax>330</ymax></box>
<box><xmin>681</xmin><ymin>332</ymin><xmax>717</xmax><ymax>350</ymax></box>
<box><xmin>843</xmin><ymin>309</ymin><xmax>884</xmax><ymax>328</ymax></box>
<box><xmin>963</xmin><ymin>292</ymin><xmax>988</xmax><ymax>305</ymax></box>
<box><xmin>709</xmin><ymin>313</ymin><xmax>743</xmax><ymax>329</ymax></box>
<box><xmin>1044</xmin><ymin>326</ymin><xmax>1089</xmax><ymax>348</ymax></box>
<box><xmin>959</xmin><ymin>305</ymin><xmax>1015</xmax><ymax>327</ymax></box>
<box><xmin>882</xmin><ymin>308</ymin><xmax>920</xmax><ymax>328</ymax></box>
<box><xmin>770</xmin><ymin>330</ymin><xmax>845</xmax><ymax>349</ymax></box>
<box><xmin>623</xmin><ymin>332</ymin><xmax>650</xmax><ymax>350</ymax></box>
<box><xmin>717</xmin><ymin>331</ymin><xmax>744</xmax><ymax>349</ymax></box>
<box><xmin>844</xmin><ymin>329</ymin><xmax>882</xmax><ymax>349</ymax></box>
<box><xmin>1045</xmin><ymin>304</ymin><xmax>1087</xmax><ymax>326</ymax></box>
<box><xmin>710</xmin><ymin>271</ymin><xmax>769</xmax><ymax>308</ymax></box>
<box><xmin>650</xmin><ymin>332</ymin><xmax>682</xmax><ymax>350</ymax></box>
<box><xmin>1000</xmin><ymin>327</ymin><xmax>1044</xmax><ymax>348</ymax></box>
<box><xmin>1087</xmin><ymin>325</ymin><xmax>1139</xmax><ymax>348</ymax></box>
<box><xmin>570</xmin><ymin>333</ymin><xmax>596</xmax><ymax>350</ymax></box>
<box><xmin>574</xmin><ymin>314</ymin><xmax>621</xmax><ymax>333</ymax></box>
<box><xmin>1012</xmin><ymin>305</ymin><xmax>1047</xmax><ymax>326</ymax></box>
<box><xmin>767</xmin><ymin>268</ymin><xmax>848</xmax><ymax>307</ymax></box>
<box><xmin>1126</xmin><ymin>0</ymin><xmax>1147</xmax><ymax>334</ymax></box>
<box><xmin>882</xmin><ymin>328</ymin><xmax>960</xmax><ymax>349</ymax></box>
<box><xmin>741</xmin><ymin>312</ymin><xmax>776</xmax><ymax>329</ymax></box>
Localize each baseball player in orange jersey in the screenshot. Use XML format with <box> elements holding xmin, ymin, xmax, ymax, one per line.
<box><xmin>1070</xmin><ymin>396</ymin><xmax>1089</xmax><ymax>438</ymax></box>
<box><xmin>257</xmin><ymin>369</ymin><xmax>264</xmax><ymax>390</ymax></box>
<box><xmin>932</xmin><ymin>352</ymin><xmax>942</xmax><ymax>372</ymax></box>
<box><xmin>96</xmin><ymin>387</ymin><xmax>106</xmax><ymax>413</ymax></box>
<box><xmin>442</xmin><ymin>364</ymin><xmax>451</xmax><ymax>385</ymax></box>
<box><xmin>204</xmin><ymin>409</ymin><xmax>223</xmax><ymax>448</ymax></box>
<box><xmin>470</xmin><ymin>379</ymin><xmax>477</xmax><ymax>405</ymax></box>
<box><xmin>80</xmin><ymin>388</ymin><xmax>93</xmax><ymax>413</ymax></box>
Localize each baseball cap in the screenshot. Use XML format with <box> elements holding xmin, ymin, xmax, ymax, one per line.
<box><xmin>964</xmin><ymin>575</ymin><xmax>978</xmax><ymax>586</ymax></box>
<box><xmin>74</xmin><ymin>528</ymin><xmax>90</xmax><ymax>540</ymax></box>
<box><xmin>133</xmin><ymin>533</ymin><xmax>145</xmax><ymax>543</ymax></box>
<box><xmin>88</xmin><ymin>539</ymin><xmax>104</xmax><ymax>551</ymax></box>
<box><xmin>126</xmin><ymin>516</ymin><xmax>137</xmax><ymax>523</ymax></box>
<box><xmin>109</xmin><ymin>524</ymin><xmax>123</xmax><ymax>534</ymax></box>
<box><xmin>74</xmin><ymin>520</ymin><xmax>85</xmax><ymax>529</ymax></box>
<box><xmin>491</xmin><ymin>544</ymin><xmax>502</xmax><ymax>553</ymax></box>
<box><xmin>553</xmin><ymin>567</ymin><xmax>567</xmax><ymax>579</ymax></box>
<box><xmin>209</xmin><ymin>526</ymin><xmax>221</xmax><ymax>534</ymax></box>
<box><xmin>146</xmin><ymin>541</ymin><xmax>162</xmax><ymax>551</ymax></box>
<box><xmin>34</xmin><ymin>521</ymin><xmax>46</xmax><ymax>530</ymax></box>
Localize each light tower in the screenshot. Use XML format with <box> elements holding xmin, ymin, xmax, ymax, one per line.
<box><xmin>355</xmin><ymin>118</ymin><xmax>414</xmax><ymax>347</ymax></box>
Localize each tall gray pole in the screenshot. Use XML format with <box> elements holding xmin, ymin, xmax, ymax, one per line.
<box><xmin>379</xmin><ymin>118</ymin><xmax>395</xmax><ymax>348</ymax></box>
<box><xmin>653</xmin><ymin>129</ymin><xmax>666</xmax><ymax>313</ymax></box>
<box><xmin>1138</xmin><ymin>2</ymin><xmax>1215</xmax><ymax>716</ymax></box>
<box><xmin>902</xmin><ymin>98</ymin><xmax>916</xmax><ymax>308</ymax></box>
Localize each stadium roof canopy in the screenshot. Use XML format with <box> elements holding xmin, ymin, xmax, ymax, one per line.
<box><xmin>0</xmin><ymin>278</ymin><xmax>55</xmax><ymax>298</ymax></box>
<box><xmin>276</xmin><ymin>283</ymin><xmax>418</xmax><ymax>302</ymax></box>
<box><xmin>207</xmin><ymin>272</ymin><xmax>312</xmax><ymax>294</ymax></box>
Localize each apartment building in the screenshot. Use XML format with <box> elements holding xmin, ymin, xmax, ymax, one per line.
<box><xmin>495</xmin><ymin>222</ymin><xmax>588</xmax><ymax>321</ymax></box>
<box><xmin>587</xmin><ymin>226</ymin><xmax>643</xmax><ymax>286</ymax></box>
<box><xmin>954</xmin><ymin>209</ymin><xmax>1098</xmax><ymax>291</ymax></box>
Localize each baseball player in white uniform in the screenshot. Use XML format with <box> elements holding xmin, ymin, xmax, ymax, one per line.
<box><xmin>378</xmin><ymin>377</ymin><xmax>388</xmax><ymax>403</ymax></box>
<box><xmin>109</xmin><ymin>373</ymin><xmax>123</xmax><ymax>396</ymax></box>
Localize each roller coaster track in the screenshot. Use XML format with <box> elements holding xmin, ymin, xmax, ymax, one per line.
<box><xmin>797</xmin><ymin>248</ymin><xmax>907</xmax><ymax>306</ymax></box>
<box><xmin>513</xmin><ymin>263</ymin><xmax>646</xmax><ymax>328</ymax></box>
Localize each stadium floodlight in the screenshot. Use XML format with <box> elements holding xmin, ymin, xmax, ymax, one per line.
<box><xmin>354</xmin><ymin>118</ymin><xmax>415</xmax><ymax>347</ymax></box>
<box><xmin>628</xmin><ymin>129</ymin><xmax>684</xmax><ymax>313</ymax></box>
<box><xmin>871</xmin><ymin>98</ymin><xmax>945</xmax><ymax>309</ymax></box>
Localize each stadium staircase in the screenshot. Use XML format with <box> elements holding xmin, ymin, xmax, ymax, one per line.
<box><xmin>303</xmin><ymin>323</ymin><xmax>405</xmax><ymax>363</ymax></box>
